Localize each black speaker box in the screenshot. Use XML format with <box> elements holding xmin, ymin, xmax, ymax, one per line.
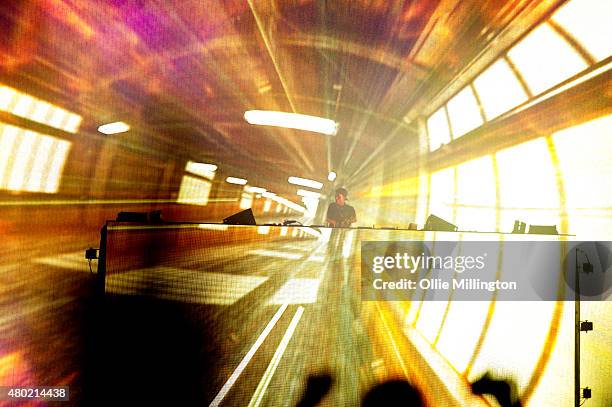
<box><xmin>223</xmin><ymin>208</ymin><xmax>257</xmax><ymax>225</ymax></box>
<box><xmin>424</xmin><ymin>214</ymin><xmax>458</xmax><ymax>232</ymax></box>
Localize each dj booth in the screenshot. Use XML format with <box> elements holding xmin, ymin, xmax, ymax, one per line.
<box><xmin>91</xmin><ymin>220</ymin><xmax>607</xmax><ymax>406</ymax></box>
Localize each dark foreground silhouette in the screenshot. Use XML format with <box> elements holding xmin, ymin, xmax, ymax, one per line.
<box><xmin>296</xmin><ymin>373</ymin><xmax>521</xmax><ymax>407</ymax></box>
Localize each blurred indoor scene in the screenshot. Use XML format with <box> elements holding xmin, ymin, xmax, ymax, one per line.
<box><xmin>0</xmin><ymin>0</ymin><xmax>610</xmax><ymax>405</ymax></box>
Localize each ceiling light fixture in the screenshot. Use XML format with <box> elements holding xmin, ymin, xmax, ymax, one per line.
<box><xmin>328</xmin><ymin>171</ymin><xmax>337</xmax><ymax>181</ymax></box>
<box><xmin>226</xmin><ymin>176</ymin><xmax>248</xmax><ymax>185</ymax></box>
<box><xmin>245</xmin><ymin>186</ymin><xmax>266</xmax><ymax>194</ymax></box>
<box><xmin>244</xmin><ymin>110</ymin><xmax>338</xmax><ymax>136</ymax></box>
<box><xmin>288</xmin><ymin>176</ymin><xmax>323</xmax><ymax>190</ymax></box>
<box><xmin>98</xmin><ymin>121</ymin><xmax>130</xmax><ymax>135</ymax></box>
<box><xmin>186</xmin><ymin>161</ymin><xmax>217</xmax><ymax>179</ymax></box>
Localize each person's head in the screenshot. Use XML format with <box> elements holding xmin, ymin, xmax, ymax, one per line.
<box><xmin>335</xmin><ymin>187</ymin><xmax>348</xmax><ymax>205</ymax></box>
<box><xmin>362</xmin><ymin>380</ymin><xmax>423</xmax><ymax>407</ymax></box>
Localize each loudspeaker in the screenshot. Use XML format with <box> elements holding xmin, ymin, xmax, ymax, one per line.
<box><xmin>528</xmin><ymin>225</ymin><xmax>558</xmax><ymax>235</ymax></box>
<box><xmin>223</xmin><ymin>208</ymin><xmax>257</xmax><ymax>225</ymax></box>
<box><xmin>424</xmin><ymin>214</ymin><xmax>458</xmax><ymax>232</ymax></box>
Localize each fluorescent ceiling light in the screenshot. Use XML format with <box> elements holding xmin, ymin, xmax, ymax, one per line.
<box><xmin>185</xmin><ymin>161</ymin><xmax>217</xmax><ymax>179</ymax></box>
<box><xmin>288</xmin><ymin>176</ymin><xmax>323</xmax><ymax>189</ymax></box>
<box><xmin>98</xmin><ymin>121</ymin><xmax>130</xmax><ymax>135</ymax></box>
<box><xmin>327</xmin><ymin>171</ymin><xmax>337</xmax><ymax>181</ymax></box>
<box><xmin>226</xmin><ymin>176</ymin><xmax>247</xmax><ymax>185</ymax></box>
<box><xmin>297</xmin><ymin>189</ymin><xmax>321</xmax><ymax>199</ymax></box>
<box><xmin>186</xmin><ymin>162</ymin><xmax>217</xmax><ymax>173</ymax></box>
<box><xmin>244</xmin><ymin>110</ymin><xmax>338</xmax><ymax>136</ymax></box>
<box><xmin>245</xmin><ymin>186</ymin><xmax>266</xmax><ymax>194</ymax></box>
<box><xmin>262</xmin><ymin>191</ymin><xmax>276</xmax><ymax>198</ymax></box>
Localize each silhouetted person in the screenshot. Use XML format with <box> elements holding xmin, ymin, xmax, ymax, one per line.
<box><xmin>326</xmin><ymin>187</ymin><xmax>356</xmax><ymax>228</ymax></box>
<box><xmin>296</xmin><ymin>374</ymin><xmax>333</xmax><ymax>407</ymax></box>
<box><xmin>471</xmin><ymin>373</ymin><xmax>522</xmax><ymax>407</ymax></box>
<box><xmin>362</xmin><ymin>380</ymin><xmax>424</xmax><ymax>407</ymax></box>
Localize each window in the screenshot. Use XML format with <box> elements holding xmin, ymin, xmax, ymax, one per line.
<box><xmin>446</xmin><ymin>86</ymin><xmax>484</xmax><ymax>138</ymax></box>
<box><xmin>177</xmin><ymin>175</ymin><xmax>212</xmax><ymax>205</ymax></box>
<box><xmin>551</xmin><ymin>0</ymin><xmax>612</xmax><ymax>62</ymax></box>
<box><xmin>507</xmin><ymin>23</ymin><xmax>588</xmax><ymax>95</ymax></box>
<box><xmin>240</xmin><ymin>190</ymin><xmax>253</xmax><ymax>209</ymax></box>
<box><xmin>552</xmin><ymin>114</ymin><xmax>612</xmax><ymax>238</ymax></box>
<box><xmin>495</xmin><ymin>137</ymin><xmax>560</xmax><ymax>232</ymax></box>
<box><xmin>177</xmin><ymin>161</ymin><xmax>216</xmax><ymax>206</ymax></box>
<box><xmin>427</xmin><ymin>107</ymin><xmax>451</xmax><ymax>151</ymax></box>
<box><xmin>473</xmin><ymin>59</ymin><xmax>528</xmax><ymax>120</ymax></box>
<box><xmin>0</xmin><ymin>123</ymin><xmax>71</xmax><ymax>193</ymax></box>
<box><xmin>428</xmin><ymin>167</ymin><xmax>456</xmax><ymax>223</ymax></box>
<box><xmin>455</xmin><ymin>156</ymin><xmax>496</xmax><ymax>231</ymax></box>
<box><xmin>0</xmin><ymin>85</ymin><xmax>82</xmax><ymax>133</ymax></box>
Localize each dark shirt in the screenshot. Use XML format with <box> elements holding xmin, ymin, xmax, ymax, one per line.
<box><xmin>326</xmin><ymin>202</ymin><xmax>356</xmax><ymax>227</ymax></box>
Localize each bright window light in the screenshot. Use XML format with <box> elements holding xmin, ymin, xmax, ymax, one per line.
<box><xmin>177</xmin><ymin>175</ymin><xmax>212</xmax><ymax>206</ymax></box>
<box><xmin>0</xmin><ymin>124</ymin><xmax>19</xmax><ymax>188</ymax></box>
<box><xmin>428</xmin><ymin>167</ymin><xmax>456</xmax><ymax>223</ymax></box>
<box><xmin>226</xmin><ymin>176</ymin><xmax>248</xmax><ymax>185</ymax></box>
<box><xmin>31</xmin><ymin>101</ymin><xmax>52</xmax><ymax>123</ymax></box>
<box><xmin>240</xmin><ymin>191</ymin><xmax>253</xmax><ymax>209</ymax></box>
<box><xmin>456</xmin><ymin>156</ymin><xmax>496</xmax><ymax>231</ymax></box>
<box><xmin>473</xmin><ymin>59</ymin><xmax>528</xmax><ymax>120</ymax></box>
<box><xmin>328</xmin><ymin>171</ymin><xmax>337</xmax><ymax>181</ymax></box>
<box><xmin>427</xmin><ymin>107</ymin><xmax>451</xmax><ymax>151</ymax></box>
<box><xmin>97</xmin><ymin>121</ymin><xmax>130</xmax><ymax>135</ymax></box>
<box><xmin>0</xmin><ymin>123</ymin><xmax>71</xmax><ymax>193</ymax></box>
<box><xmin>496</xmin><ymin>137</ymin><xmax>560</xmax><ymax>232</ymax></box>
<box><xmin>552</xmin><ymin>114</ymin><xmax>612</xmax><ymax>238</ymax></box>
<box><xmin>8</xmin><ymin>131</ymin><xmax>36</xmax><ymax>191</ymax></box>
<box><xmin>64</xmin><ymin>113</ymin><xmax>83</xmax><ymax>134</ymax></box>
<box><xmin>25</xmin><ymin>136</ymin><xmax>54</xmax><ymax>192</ymax></box>
<box><xmin>185</xmin><ymin>161</ymin><xmax>216</xmax><ymax>180</ymax></box>
<box><xmin>43</xmin><ymin>139</ymin><xmax>70</xmax><ymax>193</ymax></box>
<box><xmin>245</xmin><ymin>186</ymin><xmax>266</xmax><ymax>194</ymax></box>
<box><xmin>0</xmin><ymin>86</ymin><xmax>17</xmax><ymax>110</ymax></box>
<box><xmin>0</xmin><ymin>85</ymin><xmax>82</xmax><ymax>133</ymax></box>
<box><xmin>244</xmin><ymin>110</ymin><xmax>338</xmax><ymax>136</ymax></box>
<box><xmin>507</xmin><ymin>23</ymin><xmax>588</xmax><ymax>95</ymax></box>
<box><xmin>288</xmin><ymin>176</ymin><xmax>323</xmax><ymax>189</ymax></box>
<box><xmin>302</xmin><ymin>196</ymin><xmax>320</xmax><ymax>217</ymax></box>
<box><xmin>297</xmin><ymin>189</ymin><xmax>321</xmax><ymax>199</ymax></box>
<box><xmin>446</xmin><ymin>86</ymin><xmax>483</xmax><ymax>139</ymax></box>
<box><xmin>551</xmin><ymin>0</ymin><xmax>612</xmax><ymax>62</ymax></box>
<box><xmin>263</xmin><ymin>199</ymin><xmax>272</xmax><ymax>212</ymax></box>
<box><xmin>48</xmin><ymin>106</ymin><xmax>67</xmax><ymax>129</ymax></box>
<box><xmin>12</xmin><ymin>94</ymin><xmax>35</xmax><ymax>117</ymax></box>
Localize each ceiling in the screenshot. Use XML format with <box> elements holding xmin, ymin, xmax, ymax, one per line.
<box><xmin>0</xmin><ymin>0</ymin><xmax>561</xmax><ymax>199</ymax></box>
